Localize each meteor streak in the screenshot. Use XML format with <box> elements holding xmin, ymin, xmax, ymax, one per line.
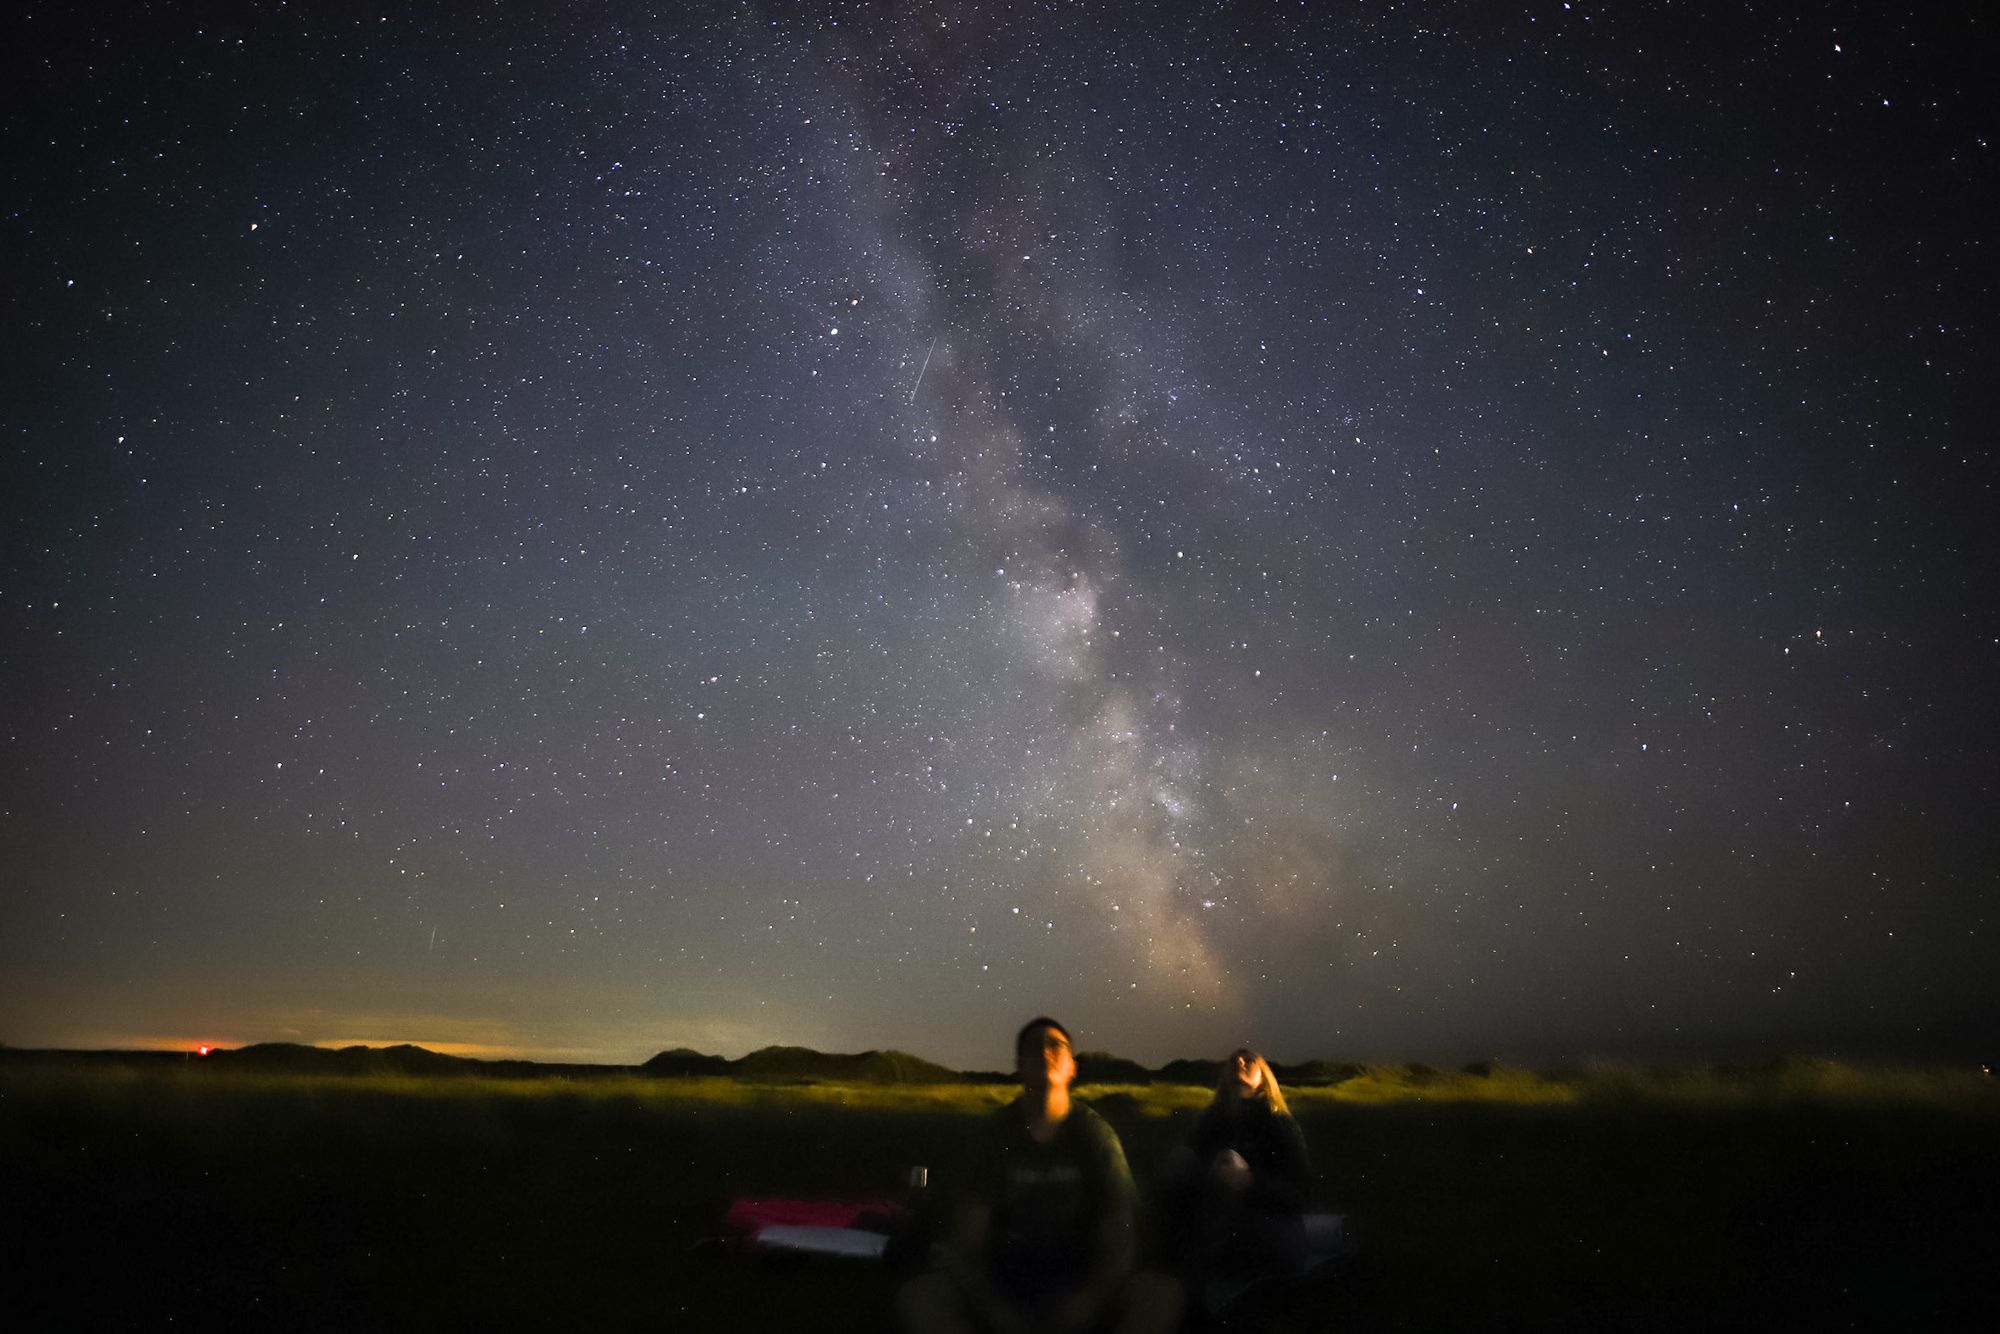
<box><xmin>910</xmin><ymin>333</ymin><xmax>938</xmax><ymax>402</ymax></box>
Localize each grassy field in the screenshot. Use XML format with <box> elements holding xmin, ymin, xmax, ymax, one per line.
<box><xmin>3</xmin><ymin>1058</ymin><xmax>1995</xmax><ymax>1331</ymax></box>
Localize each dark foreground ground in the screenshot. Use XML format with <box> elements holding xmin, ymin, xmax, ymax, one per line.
<box><xmin>3</xmin><ymin>1063</ymin><xmax>1995</xmax><ymax>1332</ymax></box>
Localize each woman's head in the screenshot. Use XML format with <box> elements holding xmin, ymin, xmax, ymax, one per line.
<box><xmin>1215</xmin><ymin>1047</ymin><xmax>1288</xmax><ymax>1114</ymax></box>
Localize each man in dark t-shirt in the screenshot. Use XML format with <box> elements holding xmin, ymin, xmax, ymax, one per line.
<box><xmin>897</xmin><ymin>1017</ymin><xmax>1181</xmax><ymax>1334</ymax></box>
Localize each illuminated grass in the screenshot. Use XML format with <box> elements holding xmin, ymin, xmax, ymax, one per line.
<box><xmin>1301</xmin><ymin>1065</ymin><xmax>1581</xmax><ymax>1106</ymax></box>
<box><xmin>2</xmin><ymin>1056</ymin><xmax>1992</xmax><ymax>1118</ymax></box>
<box><xmin>1572</xmin><ymin>1057</ymin><xmax>2000</xmax><ymax>1108</ymax></box>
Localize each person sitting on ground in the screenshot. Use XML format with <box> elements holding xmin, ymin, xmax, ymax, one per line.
<box><xmin>898</xmin><ymin>1016</ymin><xmax>1182</xmax><ymax>1334</ymax></box>
<box><xmin>1158</xmin><ymin>1048</ymin><xmax>1311</xmax><ymax>1298</ymax></box>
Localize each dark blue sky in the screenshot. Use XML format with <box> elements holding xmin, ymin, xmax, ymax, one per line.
<box><xmin>4</xmin><ymin>1</ymin><xmax>1992</xmax><ymax>1068</ymax></box>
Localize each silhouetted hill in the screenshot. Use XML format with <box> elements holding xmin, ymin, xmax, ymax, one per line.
<box><xmin>730</xmin><ymin>1045</ymin><xmax>959</xmax><ymax>1084</ymax></box>
<box><xmin>640</xmin><ymin>1047</ymin><xmax>731</xmax><ymax>1077</ymax></box>
<box><xmin>1074</xmin><ymin>1051</ymin><xmax>1152</xmax><ymax>1085</ymax></box>
<box><xmin>220</xmin><ymin>1042</ymin><xmax>477</xmax><ymax>1076</ymax></box>
<box><xmin>219</xmin><ymin>1042</ymin><xmax>346</xmax><ymax>1070</ymax></box>
<box><xmin>343</xmin><ymin>1043</ymin><xmax>472</xmax><ymax>1075</ymax></box>
<box><xmin>1157</xmin><ymin>1058</ymin><xmax>1221</xmax><ymax>1085</ymax></box>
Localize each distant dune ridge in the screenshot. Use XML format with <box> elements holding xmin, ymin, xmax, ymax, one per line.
<box><xmin>1074</xmin><ymin>1051</ymin><xmax>1156</xmax><ymax>1085</ymax></box>
<box><xmin>638</xmin><ymin>1047</ymin><xmax>732</xmax><ymax>1077</ymax></box>
<box><xmin>3</xmin><ymin>1043</ymin><xmax>1991</xmax><ymax>1103</ymax></box>
<box><xmin>56</xmin><ymin>1040</ymin><xmax>976</xmax><ymax>1084</ymax></box>
<box><xmin>219</xmin><ymin>1041</ymin><xmax>566</xmax><ymax>1079</ymax></box>
<box><xmin>726</xmin><ymin>1045</ymin><xmax>961</xmax><ymax>1084</ymax></box>
<box><xmin>0</xmin><ymin>1039</ymin><xmax>1362</xmax><ymax>1084</ymax></box>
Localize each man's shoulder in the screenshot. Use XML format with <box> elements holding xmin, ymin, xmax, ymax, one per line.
<box><xmin>1066</xmin><ymin>1101</ymin><xmax>1136</xmax><ymax>1197</ymax></box>
<box><xmin>1065</xmin><ymin>1100</ymin><xmax>1124</xmax><ymax>1147</ymax></box>
<box><xmin>1067</xmin><ymin>1099</ymin><xmax>1112</xmax><ymax>1128</ymax></box>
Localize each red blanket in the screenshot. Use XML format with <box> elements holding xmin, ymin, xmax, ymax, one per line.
<box><xmin>723</xmin><ymin>1196</ymin><xmax>909</xmax><ymax>1248</ymax></box>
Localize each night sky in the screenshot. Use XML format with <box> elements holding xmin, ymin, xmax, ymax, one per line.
<box><xmin>5</xmin><ymin>2</ymin><xmax>1993</xmax><ymax>1070</ymax></box>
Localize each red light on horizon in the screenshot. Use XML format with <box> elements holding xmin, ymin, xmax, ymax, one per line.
<box><xmin>196</xmin><ymin>1044</ymin><xmax>212</xmax><ymax>1056</ymax></box>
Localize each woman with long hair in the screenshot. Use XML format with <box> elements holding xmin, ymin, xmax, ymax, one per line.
<box><xmin>1158</xmin><ymin>1049</ymin><xmax>1312</xmax><ymax>1303</ymax></box>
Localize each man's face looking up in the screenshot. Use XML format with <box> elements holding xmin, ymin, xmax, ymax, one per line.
<box><xmin>1018</xmin><ymin>1024</ymin><xmax>1076</xmax><ymax>1093</ymax></box>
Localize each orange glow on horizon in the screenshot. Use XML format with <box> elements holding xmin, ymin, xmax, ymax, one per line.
<box><xmin>65</xmin><ymin>1034</ymin><xmax>535</xmax><ymax>1061</ymax></box>
<box><xmin>98</xmin><ymin>1035</ymin><xmax>245</xmax><ymax>1055</ymax></box>
<box><xmin>39</xmin><ymin>1025</ymin><xmax>678</xmax><ymax>1066</ymax></box>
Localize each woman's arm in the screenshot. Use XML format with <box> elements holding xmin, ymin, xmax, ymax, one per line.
<box><xmin>1245</xmin><ymin>1112</ymin><xmax>1311</xmax><ymax>1212</ymax></box>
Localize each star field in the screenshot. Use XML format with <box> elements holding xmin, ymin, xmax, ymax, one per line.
<box><xmin>3</xmin><ymin>1</ymin><xmax>1993</xmax><ymax>1069</ymax></box>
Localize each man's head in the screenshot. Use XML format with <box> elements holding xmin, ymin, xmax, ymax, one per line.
<box><xmin>1014</xmin><ymin>1016</ymin><xmax>1076</xmax><ymax>1093</ymax></box>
